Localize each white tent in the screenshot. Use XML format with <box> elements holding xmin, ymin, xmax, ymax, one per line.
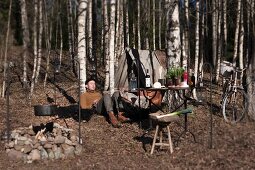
<box><xmin>115</xmin><ymin>48</ymin><xmax>167</xmax><ymax>90</ymax></box>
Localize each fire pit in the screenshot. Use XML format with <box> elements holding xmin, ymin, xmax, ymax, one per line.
<box><xmin>4</xmin><ymin>123</ymin><xmax>82</xmax><ymax>163</ymax></box>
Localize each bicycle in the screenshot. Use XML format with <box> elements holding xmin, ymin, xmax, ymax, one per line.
<box><xmin>221</xmin><ymin>67</ymin><xmax>248</xmax><ymax>123</ymax></box>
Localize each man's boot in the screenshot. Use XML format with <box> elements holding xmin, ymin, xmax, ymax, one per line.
<box><xmin>117</xmin><ymin>112</ymin><xmax>130</xmax><ymax>123</ymax></box>
<box><xmin>108</xmin><ymin>112</ymin><xmax>121</xmax><ymax>128</ymax></box>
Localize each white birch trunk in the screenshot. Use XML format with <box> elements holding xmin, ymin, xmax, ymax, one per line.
<box><xmin>67</xmin><ymin>0</ymin><xmax>74</xmax><ymax>62</ymax></box>
<box><xmin>78</xmin><ymin>0</ymin><xmax>88</xmax><ymax>93</ymax></box>
<box><xmin>1</xmin><ymin>0</ymin><xmax>12</xmax><ymax>98</ymax></box>
<box><xmin>158</xmin><ymin>0</ymin><xmax>162</xmax><ymax>49</ymax></box>
<box><xmin>137</xmin><ymin>0</ymin><xmax>141</xmax><ymax>49</ymax></box>
<box><xmin>233</xmin><ymin>0</ymin><xmax>241</xmax><ymax>67</ymax></box>
<box><xmin>183</xmin><ymin>0</ymin><xmax>189</xmax><ymax>67</ymax></box>
<box><xmin>125</xmin><ymin>0</ymin><xmax>129</xmax><ymax>46</ymax></box>
<box><xmin>212</xmin><ymin>0</ymin><xmax>217</xmax><ymax>67</ymax></box>
<box><xmin>35</xmin><ymin>0</ymin><xmax>43</xmax><ymax>84</ymax></box>
<box><xmin>152</xmin><ymin>0</ymin><xmax>155</xmax><ymax>50</ymax></box>
<box><xmin>109</xmin><ymin>0</ymin><xmax>116</xmax><ymax>94</ymax></box>
<box><xmin>103</xmin><ymin>0</ymin><xmax>110</xmax><ymax>90</ymax></box>
<box><xmin>20</xmin><ymin>0</ymin><xmax>30</xmax><ymax>86</ymax></box>
<box><xmin>247</xmin><ymin>0</ymin><xmax>255</xmax><ymax>120</ymax></box>
<box><xmin>88</xmin><ymin>0</ymin><xmax>93</xmax><ymax>60</ymax></box>
<box><xmin>223</xmin><ymin>0</ymin><xmax>227</xmax><ymax>55</ymax></box>
<box><xmin>239</xmin><ymin>4</ymin><xmax>244</xmax><ymax>73</ymax></box>
<box><xmin>193</xmin><ymin>0</ymin><xmax>200</xmax><ymax>99</ymax></box>
<box><xmin>215</xmin><ymin>0</ymin><xmax>222</xmax><ymax>83</ymax></box>
<box><xmin>167</xmin><ymin>0</ymin><xmax>181</xmax><ymax>67</ymax></box>
<box><xmin>43</xmin><ymin>0</ymin><xmax>52</xmax><ymax>87</ymax></box>
<box><xmin>30</xmin><ymin>0</ymin><xmax>38</xmax><ymax>96</ymax></box>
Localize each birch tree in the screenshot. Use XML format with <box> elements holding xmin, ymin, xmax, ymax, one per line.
<box><xmin>166</xmin><ymin>0</ymin><xmax>181</xmax><ymax>67</ymax></box>
<box><xmin>108</xmin><ymin>0</ymin><xmax>116</xmax><ymax>94</ymax></box>
<box><xmin>124</xmin><ymin>0</ymin><xmax>129</xmax><ymax>46</ymax></box>
<box><xmin>103</xmin><ymin>0</ymin><xmax>110</xmax><ymax>90</ymax></box>
<box><xmin>158</xmin><ymin>0</ymin><xmax>162</xmax><ymax>49</ymax></box>
<box><xmin>212</xmin><ymin>0</ymin><xmax>217</xmax><ymax>67</ymax></box>
<box><xmin>192</xmin><ymin>0</ymin><xmax>200</xmax><ymax>99</ymax></box>
<box><xmin>152</xmin><ymin>0</ymin><xmax>155</xmax><ymax>50</ymax></box>
<box><xmin>247</xmin><ymin>0</ymin><xmax>255</xmax><ymax>120</ymax></box>
<box><xmin>1</xmin><ymin>0</ymin><xmax>12</xmax><ymax>98</ymax></box>
<box><xmin>215</xmin><ymin>0</ymin><xmax>222</xmax><ymax>83</ymax></box>
<box><xmin>232</xmin><ymin>0</ymin><xmax>241</xmax><ymax>67</ymax></box>
<box><xmin>20</xmin><ymin>0</ymin><xmax>30</xmax><ymax>87</ymax></box>
<box><xmin>137</xmin><ymin>0</ymin><xmax>141</xmax><ymax>49</ymax></box>
<box><xmin>30</xmin><ymin>0</ymin><xmax>38</xmax><ymax>96</ymax></box>
<box><xmin>77</xmin><ymin>0</ymin><xmax>88</xmax><ymax>93</ymax></box>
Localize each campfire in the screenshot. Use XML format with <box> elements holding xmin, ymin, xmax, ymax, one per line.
<box><xmin>4</xmin><ymin>122</ymin><xmax>82</xmax><ymax>163</ymax></box>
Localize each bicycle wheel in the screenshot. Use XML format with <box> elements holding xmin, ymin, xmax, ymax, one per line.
<box><xmin>222</xmin><ymin>89</ymin><xmax>247</xmax><ymax>123</ymax></box>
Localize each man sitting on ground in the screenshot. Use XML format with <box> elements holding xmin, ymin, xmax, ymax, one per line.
<box><xmin>80</xmin><ymin>78</ymin><xmax>130</xmax><ymax>128</ymax></box>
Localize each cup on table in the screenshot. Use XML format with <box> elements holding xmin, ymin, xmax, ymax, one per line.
<box><xmin>158</xmin><ymin>79</ymin><xmax>166</xmax><ymax>87</ymax></box>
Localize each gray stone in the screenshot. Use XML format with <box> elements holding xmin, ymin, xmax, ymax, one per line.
<box><xmin>54</xmin><ymin>135</ymin><xmax>65</xmax><ymax>144</ymax></box>
<box><xmin>62</xmin><ymin>143</ymin><xmax>75</xmax><ymax>157</ymax></box>
<box><xmin>16</xmin><ymin>140</ymin><xmax>25</xmax><ymax>146</ymax></box>
<box><xmin>33</xmin><ymin>142</ymin><xmax>40</xmax><ymax>149</ymax></box>
<box><xmin>48</xmin><ymin>149</ymin><xmax>55</xmax><ymax>159</ymax></box>
<box><xmin>44</xmin><ymin>143</ymin><xmax>53</xmax><ymax>149</ymax></box>
<box><xmin>27</xmin><ymin>129</ymin><xmax>35</xmax><ymax>136</ymax></box>
<box><xmin>74</xmin><ymin>144</ymin><xmax>82</xmax><ymax>155</ymax></box>
<box><xmin>7</xmin><ymin>149</ymin><xmax>24</xmax><ymax>160</ymax></box>
<box><xmin>40</xmin><ymin>148</ymin><xmax>48</xmax><ymax>159</ymax></box>
<box><xmin>65</xmin><ymin>138</ymin><xmax>75</xmax><ymax>146</ymax></box>
<box><xmin>22</xmin><ymin>145</ymin><xmax>32</xmax><ymax>154</ymax></box>
<box><xmin>5</xmin><ymin>141</ymin><xmax>15</xmax><ymax>148</ymax></box>
<box><xmin>53</xmin><ymin>147</ymin><xmax>63</xmax><ymax>159</ymax></box>
<box><xmin>14</xmin><ymin>144</ymin><xmax>23</xmax><ymax>151</ymax></box>
<box><xmin>30</xmin><ymin>149</ymin><xmax>41</xmax><ymax>161</ymax></box>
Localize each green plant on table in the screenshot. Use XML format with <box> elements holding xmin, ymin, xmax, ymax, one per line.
<box><xmin>166</xmin><ymin>66</ymin><xmax>184</xmax><ymax>79</ymax></box>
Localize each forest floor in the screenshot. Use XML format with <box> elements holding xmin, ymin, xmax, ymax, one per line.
<box><xmin>0</xmin><ymin>48</ymin><xmax>255</xmax><ymax>169</ymax></box>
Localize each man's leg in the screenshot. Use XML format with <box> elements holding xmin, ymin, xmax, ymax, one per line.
<box><xmin>111</xmin><ymin>91</ymin><xmax>130</xmax><ymax>123</ymax></box>
<box><xmin>100</xmin><ymin>92</ymin><xmax>121</xmax><ymax>128</ymax></box>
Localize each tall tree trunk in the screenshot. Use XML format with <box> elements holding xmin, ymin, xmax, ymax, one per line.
<box><xmin>30</xmin><ymin>0</ymin><xmax>38</xmax><ymax>97</ymax></box>
<box><xmin>20</xmin><ymin>0</ymin><xmax>30</xmax><ymax>87</ymax></box>
<box><xmin>35</xmin><ymin>0</ymin><xmax>43</xmax><ymax>83</ymax></box>
<box><xmin>193</xmin><ymin>0</ymin><xmax>200</xmax><ymax>99</ymax></box>
<box><xmin>152</xmin><ymin>0</ymin><xmax>155</xmax><ymax>50</ymax></box>
<box><xmin>167</xmin><ymin>0</ymin><xmax>181</xmax><ymax>67</ymax></box>
<box><xmin>43</xmin><ymin>0</ymin><xmax>52</xmax><ymax>87</ymax></box>
<box><xmin>247</xmin><ymin>0</ymin><xmax>255</xmax><ymax>120</ymax></box>
<box><xmin>1</xmin><ymin>0</ymin><xmax>12</xmax><ymax>98</ymax></box>
<box><xmin>233</xmin><ymin>0</ymin><xmax>241</xmax><ymax>67</ymax></box>
<box><xmin>222</xmin><ymin>0</ymin><xmax>227</xmax><ymax>57</ymax></box>
<box><xmin>67</xmin><ymin>0</ymin><xmax>74</xmax><ymax>60</ymax></box>
<box><xmin>137</xmin><ymin>0</ymin><xmax>141</xmax><ymax>49</ymax></box>
<box><xmin>145</xmin><ymin>0</ymin><xmax>150</xmax><ymax>49</ymax></box>
<box><xmin>103</xmin><ymin>0</ymin><xmax>110</xmax><ymax>90</ymax></box>
<box><xmin>183</xmin><ymin>0</ymin><xmax>189</xmax><ymax>68</ymax></box>
<box><xmin>212</xmin><ymin>0</ymin><xmax>218</xmax><ymax>67</ymax></box>
<box><xmin>215</xmin><ymin>0</ymin><xmax>222</xmax><ymax>83</ymax></box>
<box><xmin>115</xmin><ymin>0</ymin><xmax>124</xmax><ymax>60</ymax></box>
<box><xmin>78</xmin><ymin>0</ymin><xmax>88</xmax><ymax>93</ymax></box>
<box><xmin>88</xmin><ymin>0</ymin><xmax>93</xmax><ymax>61</ymax></box>
<box><xmin>239</xmin><ymin>2</ymin><xmax>244</xmax><ymax>73</ymax></box>
<box><xmin>108</xmin><ymin>0</ymin><xmax>116</xmax><ymax>94</ymax></box>
<box><xmin>124</xmin><ymin>0</ymin><xmax>129</xmax><ymax>47</ymax></box>
<box><xmin>158</xmin><ymin>0</ymin><xmax>162</xmax><ymax>49</ymax></box>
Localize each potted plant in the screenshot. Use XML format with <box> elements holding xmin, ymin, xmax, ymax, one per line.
<box><xmin>166</xmin><ymin>66</ymin><xmax>184</xmax><ymax>86</ymax></box>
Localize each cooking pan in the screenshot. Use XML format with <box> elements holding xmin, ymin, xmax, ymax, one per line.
<box><xmin>34</xmin><ymin>104</ymin><xmax>58</xmax><ymax>116</ymax></box>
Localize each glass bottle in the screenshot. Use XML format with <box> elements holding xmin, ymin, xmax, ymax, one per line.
<box><xmin>129</xmin><ymin>70</ymin><xmax>137</xmax><ymax>91</ymax></box>
<box><xmin>145</xmin><ymin>69</ymin><xmax>151</xmax><ymax>88</ymax></box>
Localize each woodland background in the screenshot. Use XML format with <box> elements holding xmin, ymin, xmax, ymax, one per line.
<box><xmin>0</xmin><ymin>0</ymin><xmax>255</xmax><ymax>127</ymax></box>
